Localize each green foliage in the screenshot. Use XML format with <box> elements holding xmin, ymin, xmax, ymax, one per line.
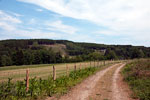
<box><xmin>12</xmin><ymin>49</ymin><xmax>24</xmax><ymax>65</ymax></box>
<box><xmin>0</xmin><ymin>67</ymin><xmax>98</xmax><ymax>100</ymax></box>
<box><xmin>105</xmin><ymin>49</ymin><xmax>118</xmax><ymax>60</ymax></box>
<box><xmin>131</xmin><ymin>48</ymin><xmax>145</xmax><ymax>59</ymax></box>
<box><xmin>23</xmin><ymin>50</ymin><xmax>34</xmax><ymax>65</ymax></box>
<box><xmin>0</xmin><ymin>78</ymin><xmax>16</xmax><ymax>100</ymax></box>
<box><xmin>16</xmin><ymin>81</ymin><xmax>26</xmax><ymax>97</ymax></box>
<box><xmin>88</xmin><ymin>52</ymin><xmax>105</xmax><ymax>60</ymax></box>
<box><xmin>0</xmin><ymin>55</ymin><xmax>12</xmax><ymax>66</ymax></box>
<box><xmin>33</xmin><ymin>51</ymin><xmax>42</xmax><ymax>64</ymax></box>
<box><xmin>122</xmin><ymin>59</ymin><xmax>150</xmax><ymax>100</ymax></box>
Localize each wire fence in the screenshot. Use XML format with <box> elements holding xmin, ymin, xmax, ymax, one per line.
<box><xmin>0</xmin><ymin>60</ymin><xmax>119</xmax><ymax>83</ymax></box>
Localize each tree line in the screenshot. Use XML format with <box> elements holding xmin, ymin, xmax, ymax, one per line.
<box><xmin>0</xmin><ymin>49</ymin><xmax>106</xmax><ymax>66</ymax></box>
<box><xmin>0</xmin><ymin>39</ymin><xmax>149</xmax><ymax>67</ymax></box>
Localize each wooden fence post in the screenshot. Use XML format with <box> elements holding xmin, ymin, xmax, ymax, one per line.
<box><xmin>90</xmin><ymin>61</ymin><xmax>91</xmax><ymax>67</ymax></box>
<box><xmin>66</xmin><ymin>64</ymin><xmax>69</xmax><ymax>76</ymax></box>
<box><xmin>94</xmin><ymin>61</ymin><xmax>95</xmax><ymax>67</ymax></box>
<box><xmin>99</xmin><ymin>61</ymin><xmax>101</xmax><ymax>66</ymax></box>
<box><xmin>104</xmin><ymin>61</ymin><xmax>105</xmax><ymax>66</ymax></box>
<box><xmin>53</xmin><ymin>65</ymin><xmax>56</xmax><ymax>80</ymax></box>
<box><xmin>97</xmin><ymin>61</ymin><xmax>98</xmax><ymax>67</ymax></box>
<box><xmin>26</xmin><ymin>69</ymin><xmax>29</xmax><ymax>92</ymax></box>
<box><xmin>74</xmin><ymin>63</ymin><xmax>77</xmax><ymax>71</ymax></box>
<box><xmin>80</xmin><ymin>63</ymin><xmax>81</xmax><ymax>70</ymax></box>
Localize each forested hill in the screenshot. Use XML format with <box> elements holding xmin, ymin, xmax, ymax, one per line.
<box><xmin>0</xmin><ymin>39</ymin><xmax>150</xmax><ymax>67</ymax></box>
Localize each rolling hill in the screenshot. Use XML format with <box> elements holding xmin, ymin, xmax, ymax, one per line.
<box><xmin>0</xmin><ymin>39</ymin><xmax>149</xmax><ymax>67</ymax></box>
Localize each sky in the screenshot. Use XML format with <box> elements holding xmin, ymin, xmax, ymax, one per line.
<box><xmin>0</xmin><ymin>0</ymin><xmax>150</xmax><ymax>46</ymax></box>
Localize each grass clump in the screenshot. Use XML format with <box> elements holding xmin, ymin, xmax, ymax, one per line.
<box><xmin>0</xmin><ymin>67</ymin><xmax>98</xmax><ymax>100</ymax></box>
<box><xmin>122</xmin><ymin>59</ymin><xmax>150</xmax><ymax>100</ymax></box>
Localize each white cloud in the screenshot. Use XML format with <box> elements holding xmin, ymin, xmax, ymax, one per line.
<box><xmin>14</xmin><ymin>29</ymin><xmax>61</xmax><ymax>39</ymax></box>
<box><xmin>0</xmin><ymin>10</ymin><xmax>22</xmax><ymax>31</ymax></box>
<box><xmin>0</xmin><ymin>27</ymin><xmax>61</xmax><ymax>39</ymax></box>
<box><xmin>0</xmin><ymin>10</ymin><xmax>77</xmax><ymax>40</ymax></box>
<box><xmin>10</xmin><ymin>12</ymin><xmax>23</xmax><ymax>17</ymax></box>
<box><xmin>17</xmin><ymin>0</ymin><xmax>150</xmax><ymax>41</ymax></box>
<box><xmin>36</xmin><ymin>8</ymin><xmax>43</xmax><ymax>12</ymax></box>
<box><xmin>0</xmin><ymin>22</ymin><xmax>16</xmax><ymax>31</ymax></box>
<box><xmin>46</xmin><ymin>20</ymin><xmax>78</xmax><ymax>34</ymax></box>
<box><xmin>0</xmin><ymin>10</ymin><xmax>22</xmax><ymax>24</ymax></box>
<box><xmin>29</xmin><ymin>18</ymin><xmax>36</xmax><ymax>24</ymax></box>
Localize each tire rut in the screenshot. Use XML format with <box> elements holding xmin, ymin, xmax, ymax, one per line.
<box><xmin>88</xmin><ymin>63</ymin><xmax>121</xmax><ymax>100</ymax></box>
<box><xmin>112</xmin><ymin>64</ymin><xmax>134</xmax><ymax>100</ymax></box>
<box><xmin>88</xmin><ymin>63</ymin><xmax>134</xmax><ymax>100</ymax></box>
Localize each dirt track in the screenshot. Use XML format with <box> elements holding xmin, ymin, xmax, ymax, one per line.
<box><xmin>46</xmin><ymin>63</ymin><xmax>134</xmax><ymax>100</ymax></box>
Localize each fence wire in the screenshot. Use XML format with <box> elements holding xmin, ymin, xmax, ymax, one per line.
<box><xmin>0</xmin><ymin>60</ymin><xmax>118</xmax><ymax>83</ymax></box>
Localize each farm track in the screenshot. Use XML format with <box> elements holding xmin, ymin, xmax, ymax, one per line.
<box><xmin>47</xmin><ymin>63</ymin><xmax>133</xmax><ymax>100</ymax></box>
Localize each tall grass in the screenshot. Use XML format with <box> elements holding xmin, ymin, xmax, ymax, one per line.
<box><xmin>122</xmin><ymin>59</ymin><xmax>150</xmax><ymax>100</ymax></box>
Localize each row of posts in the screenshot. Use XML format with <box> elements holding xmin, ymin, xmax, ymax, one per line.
<box><xmin>25</xmin><ymin>60</ymin><xmax>112</xmax><ymax>92</ymax></box>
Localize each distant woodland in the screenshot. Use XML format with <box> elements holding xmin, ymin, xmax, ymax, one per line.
<box><xmin>0</xmin><ymin>39</ymin><xmax>149</xmax><ymax>67</ymax></box>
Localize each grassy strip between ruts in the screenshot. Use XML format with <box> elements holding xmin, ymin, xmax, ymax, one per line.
<box><xmin>0</xmin><ymin>64</ymin><xmax>112</xmax><ymax>100</ymax></box>
<box><xmin>122</xmin><ymin>59</ymin><xmax>150</xmax><ymax>100</ymax></box>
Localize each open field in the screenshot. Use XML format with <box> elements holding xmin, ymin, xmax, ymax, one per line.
<box><xmin>0</xmin><ymin>61</ymin><xmax>117</xmax><ymax>83</ymax></box>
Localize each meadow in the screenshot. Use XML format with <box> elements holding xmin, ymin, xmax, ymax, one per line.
<box><xmin>0</xmin><ymin>61</ymin><xmax>115</xmax><ymax>83</ymax></box>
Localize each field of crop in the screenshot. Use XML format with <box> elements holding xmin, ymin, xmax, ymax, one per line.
<box><xmin>0</xmin><ymin>61</ymin><xmax>115</xmax><ymax>83</ymax></box>
<box><xmin>122</xmin><ymin>59</ymin><xmax>150</xmax><ymax>100</ymax></box>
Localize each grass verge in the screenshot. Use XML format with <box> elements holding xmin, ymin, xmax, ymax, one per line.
<box><xmin>122</xmin><ymin>59</ymin><xmax>150</xmax><ymax>100</ymax></box>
